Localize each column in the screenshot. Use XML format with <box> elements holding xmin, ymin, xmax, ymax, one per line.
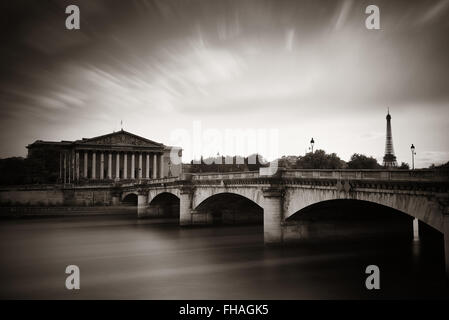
<box><xmin>72</xmin><ymin>151</ymin><xmax>75</xmax><ymax>182</ymax></box>
<box><xmin>180</xmin><ymin>187</ymin><xmax>193</xmax><ymax>226</ymax></box>
<box><xmin>413</xmin><ymin>218</ymin><xmax>419</xmax><ymax>241</ymax></box>
<box><xmin>68</xmin><ymin>152</ymin><xmax>72</xmax><ymax>183</ymax></box>
<box><xmin>131</xmin><ymin>153</ymin><xmax>135</xmax><ymax>179</ymax></box>
<box><xmin>75</xmin><ymin>152</ymin><xmax>80</xmax><ymax>181</ymax></box>
<box><xmin>137</xmin><ymin>189</ymin><xmax>148</xmax><ymax>218</ymax></box>
<box><xmin>63</xmin><ymin>152</ymin><xmax>67</xmax><ymax>184</ymax></box>
<box><xmin>159</xmin><ymin>154</ymin><xmax>164</xmax><ymax>178</ymax></box>
<box><xmin>83</xmin><ymin>151</ymin><xmax>88</xmax><ymax>178</ymax></box>
<box><xmin>116</xmin><ymin>153</ymin><xmax>120</xmax><ymax>179</ymax></box>
<box><xmin>123</xmin><ymin>153</ymin><xmax>127</xmax><ymax>179</ymax></box>
<box><xmin>138</xmin><ymin>153</ymin><xmax>143</xmax><ymax>179</ymax></box>
<box><xmin>73</xmin><ymin>150</ymin><xmax>76</xmax><ymax>181</ymax></box>
<box><xmin>100</xmin><ymin>153</ymin><xmax>104</xmax><ymax>179</ymax></box>
<box><xmin>92</xmin><ymin>152</ymin><xmax>96</xmax><ymax>179</ymax></box>
<box><xmin>59</xmin><ymin>152</ymin><xmax>62</xmax><ymax>181</ymax></box>
<box><xmin>145</xmin><ymin>153</ymin><xmax>150</xmax><ymax>179</ymax></box>
<box><xmin>152</xmin><ymin>154</ymin><xmax>157</xmax><ymax>179</ymax></box>
<box><xmin>108</xmin><ymin>153</ymin><xmax>112</xmax><ymax>179</ymax></box>
<box><xmin>263</xmin><ymin>187</ymin><xmax>284</xmax><ymax>244</ymax></box>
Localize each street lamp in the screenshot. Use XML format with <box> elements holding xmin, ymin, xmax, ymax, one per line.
<box><xmin>310</xmin><ymin>138</ymin><xmax>315</xmax><ymax>153</ymax></box>
<box><xmin>410</xmin><ymin>144</ymin><xmax>416</xmax><ymax>170</ymax></box>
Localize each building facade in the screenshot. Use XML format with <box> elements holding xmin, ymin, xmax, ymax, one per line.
<box><xmin>27</xmin><ymin>130</ymin><xmax>182</xmax><ymax>184</ymax></box>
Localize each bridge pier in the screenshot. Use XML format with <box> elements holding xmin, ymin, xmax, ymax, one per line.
<box><xmin>263</xmin><ymin>187</ymin><xmax>284</xmax><ymax>244</ymax></box>
<box><xmin>180</xmin><ymin>187</ymin><xmax>193</xmax><ymax>226</ymax></box>
<box><xmin>444</xmin><ymin>208</ymin><xmax>449</xmax><ymax>277</ymax></box>
<box><xmin>137</xmin><ymin>190</ymin><xmax>148</xmax><ymax>218</ymax></box>
<box><xmin>111</xmin><ymin>192</ymin><xmax>120</xmax><ymax>206</ymax></box>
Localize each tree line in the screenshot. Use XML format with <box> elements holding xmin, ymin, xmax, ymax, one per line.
<box><xmin>278</xmin><ymin>151</ymin><xmax>411</xmax><ymax>170</ymax></box>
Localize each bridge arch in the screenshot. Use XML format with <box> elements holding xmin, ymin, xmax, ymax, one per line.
<box><xmin>283</xmin><ymin>188</ymin><xmax>444</xmax><ymax>233</ymax></box>
<box><xmin>193</xmin><ymin>187</ymin><xmax>264</xmax><ymax>210</ymax></box>
<box><xmin>122</xmin><ymin>192</ymin><xmax>138</xmax><ymax>205</ymax></box>
<box><xmin>148</xmin><ymin>188</ymin><xmax>180</xmax><ymax>205</ymax></box>
<box><xmin>147</xmin><ymin>191</ymin><xmax>180</xmax><ymax>218</ymax></box>
<box><xmin>194</xmin><ymin>192</ymin><xmax>263</xmax><ymax>225</ymax></box>
<box><xmin>121</xmin><ymin>191</ymin><xmax>138</xmax><ymax>201</ymax></box>
<box><xmin>149</xmin><ymin>192</ymin><xmax>180</xmax><ymax>205</ymax></box>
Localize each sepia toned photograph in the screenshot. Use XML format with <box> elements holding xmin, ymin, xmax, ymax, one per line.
<box><xmin>0</xmin><ymin>0</ymin><xmax>449</xmax><ymax>302</ymax></box>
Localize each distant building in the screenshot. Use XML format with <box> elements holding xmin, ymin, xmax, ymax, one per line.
<box><xmin>382</xmin><ymin>110</ymin><xmax>398</xmax><ymax>168</ymax></box>
<box><xmin>27</xmin><ymin>130</ymin><xmax>182</xmax><ymax>184</ymax></box>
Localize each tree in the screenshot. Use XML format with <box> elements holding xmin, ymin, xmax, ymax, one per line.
<box><xmin>278</xmin><ymin>156</ymin><xmax>300</xmax><ymax>169</ymax></box>
<box><xmin>429</xmin><ymin>161</ymin><xmax>449</xmax><ymax>169</ymax></box>
<box><xmin>296</xmin><ymin>150</ymin><xmax>345</xmax><ymax>169</ymax></box>
<box><xmin>0</xmin><ymin>157</ymin><xmax>27</xmax><ymax>185</ymax></box>
<box><xmin>246</xmin><ymin>154</ymin><xmax>267</xmax><ymax>171</ymax></box>
<box><xmin>347</xmin><ymin>153</ymin><xmax>381</xmax><ymax>169</ymax></box>
<box><xmin>398</xmin><ymin>162</ymin><xmax>410</xmax><ymax>170</ymax></box>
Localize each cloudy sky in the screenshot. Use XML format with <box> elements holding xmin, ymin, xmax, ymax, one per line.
<box><xmin>1</xmin><ymin>0</ymin><xmax>448</xmax><ymax>167</ymax></box>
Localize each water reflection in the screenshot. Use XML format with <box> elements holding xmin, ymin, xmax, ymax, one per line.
<box><xmin>0</xmin><ymin>214</ymin><xmax>447</xmax><ymax>299</ymax></box>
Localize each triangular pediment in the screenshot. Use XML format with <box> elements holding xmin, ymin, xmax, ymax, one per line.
<box><xmin>77</xmin><ymin>130</ymin><xmax>163</xmax><ymax>148</ymax></box>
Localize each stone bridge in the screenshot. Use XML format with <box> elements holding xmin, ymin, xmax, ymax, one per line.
<box><xmin>115</xmin><ymin>168</ymin><xmax>449</xmax><ymax>273</ymax></box>
<box><xmin>2</xmin><ymin>168</ymin><xmax>449</xmax><ymax>273</ymax></box>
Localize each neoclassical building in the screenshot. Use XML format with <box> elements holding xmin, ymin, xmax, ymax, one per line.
<box><xmin>27</xmin><ymin>130</ymin><xmax>182</xmax><ymax>184</ymax></box>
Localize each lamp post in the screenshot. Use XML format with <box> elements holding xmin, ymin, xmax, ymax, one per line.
<box><xmin>310</xmin><ymin>138</ymin><xmax>315</xmax><ymax>153</ymax></box>
<box><xmin>410</xmin><ymin>144</ymin><xmax>416</xmax><ymax>170</ymax></box>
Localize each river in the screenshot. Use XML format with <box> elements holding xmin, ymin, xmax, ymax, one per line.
<box><xmin>0</xmin><ymin>214</ymin><xmax>447</xmax><ymax>299</ymax></box>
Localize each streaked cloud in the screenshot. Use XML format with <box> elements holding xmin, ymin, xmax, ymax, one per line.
<box><xmin>418</xmin><ymin>0</ymin><xmax>449</xmax><ymax>24</ymax></box>
<box><xmin>333</xmin><ymin>0</ymin><xmax>354</xmax><ymax>30</ymax></box>
<box><xmin>0</xmin><ymin>0</ymin><xmax>448</xmax><ymax>167</ymax></box>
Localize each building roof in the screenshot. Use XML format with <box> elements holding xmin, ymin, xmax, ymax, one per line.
<box><xmin>27</xmin><ymin>130</ymin><xmax>172</xmax><ymax>150</ymax></box>
<box><xmin>27</xmin><ymin>141</ymin><xmax>72</xmax><ymax>148</ymax></box>
<box><xmin>75</xmin><ymin>129</ymin><xmax>164</xmax><ymax>147</ymax></box>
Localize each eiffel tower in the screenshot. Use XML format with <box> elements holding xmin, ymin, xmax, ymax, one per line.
<box><xmin>383</xmin><ymin>109</ymin><xmax>397</xmax><ymax>168</ymax></box>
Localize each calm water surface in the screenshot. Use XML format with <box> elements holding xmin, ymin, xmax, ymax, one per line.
<box><xmin>0</xmin><ymin>214</ymin><xmax>447</xmax><ymax>299</ymax></box>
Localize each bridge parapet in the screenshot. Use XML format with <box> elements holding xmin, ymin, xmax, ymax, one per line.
<box><xmin>191</xmin><ymin>171</ymin><xmax>260</xmax><ymax>181</ymax></box>
<box><xmin>126</xmin><ymin>169</ymin><xmax>449</xmax><ymax>191</ymax></box>
<box><xmin>149</xmin><ymin>169</ymin><xmax>446</xmax><ymax>184</ymax></box>
<box><xmin>159</xmin><ymin>169</ymin><xmax>448</xmax><ymax>184</ymax></box>
<box><xmin>281</xmin><ymin>169</ymin><xmax>448</xmax><ymax>182</ymax></box>
<box><xmin>142</xmin><ymin>177</ymin><xmax>180</xmax><ymax>184</ymax></box>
